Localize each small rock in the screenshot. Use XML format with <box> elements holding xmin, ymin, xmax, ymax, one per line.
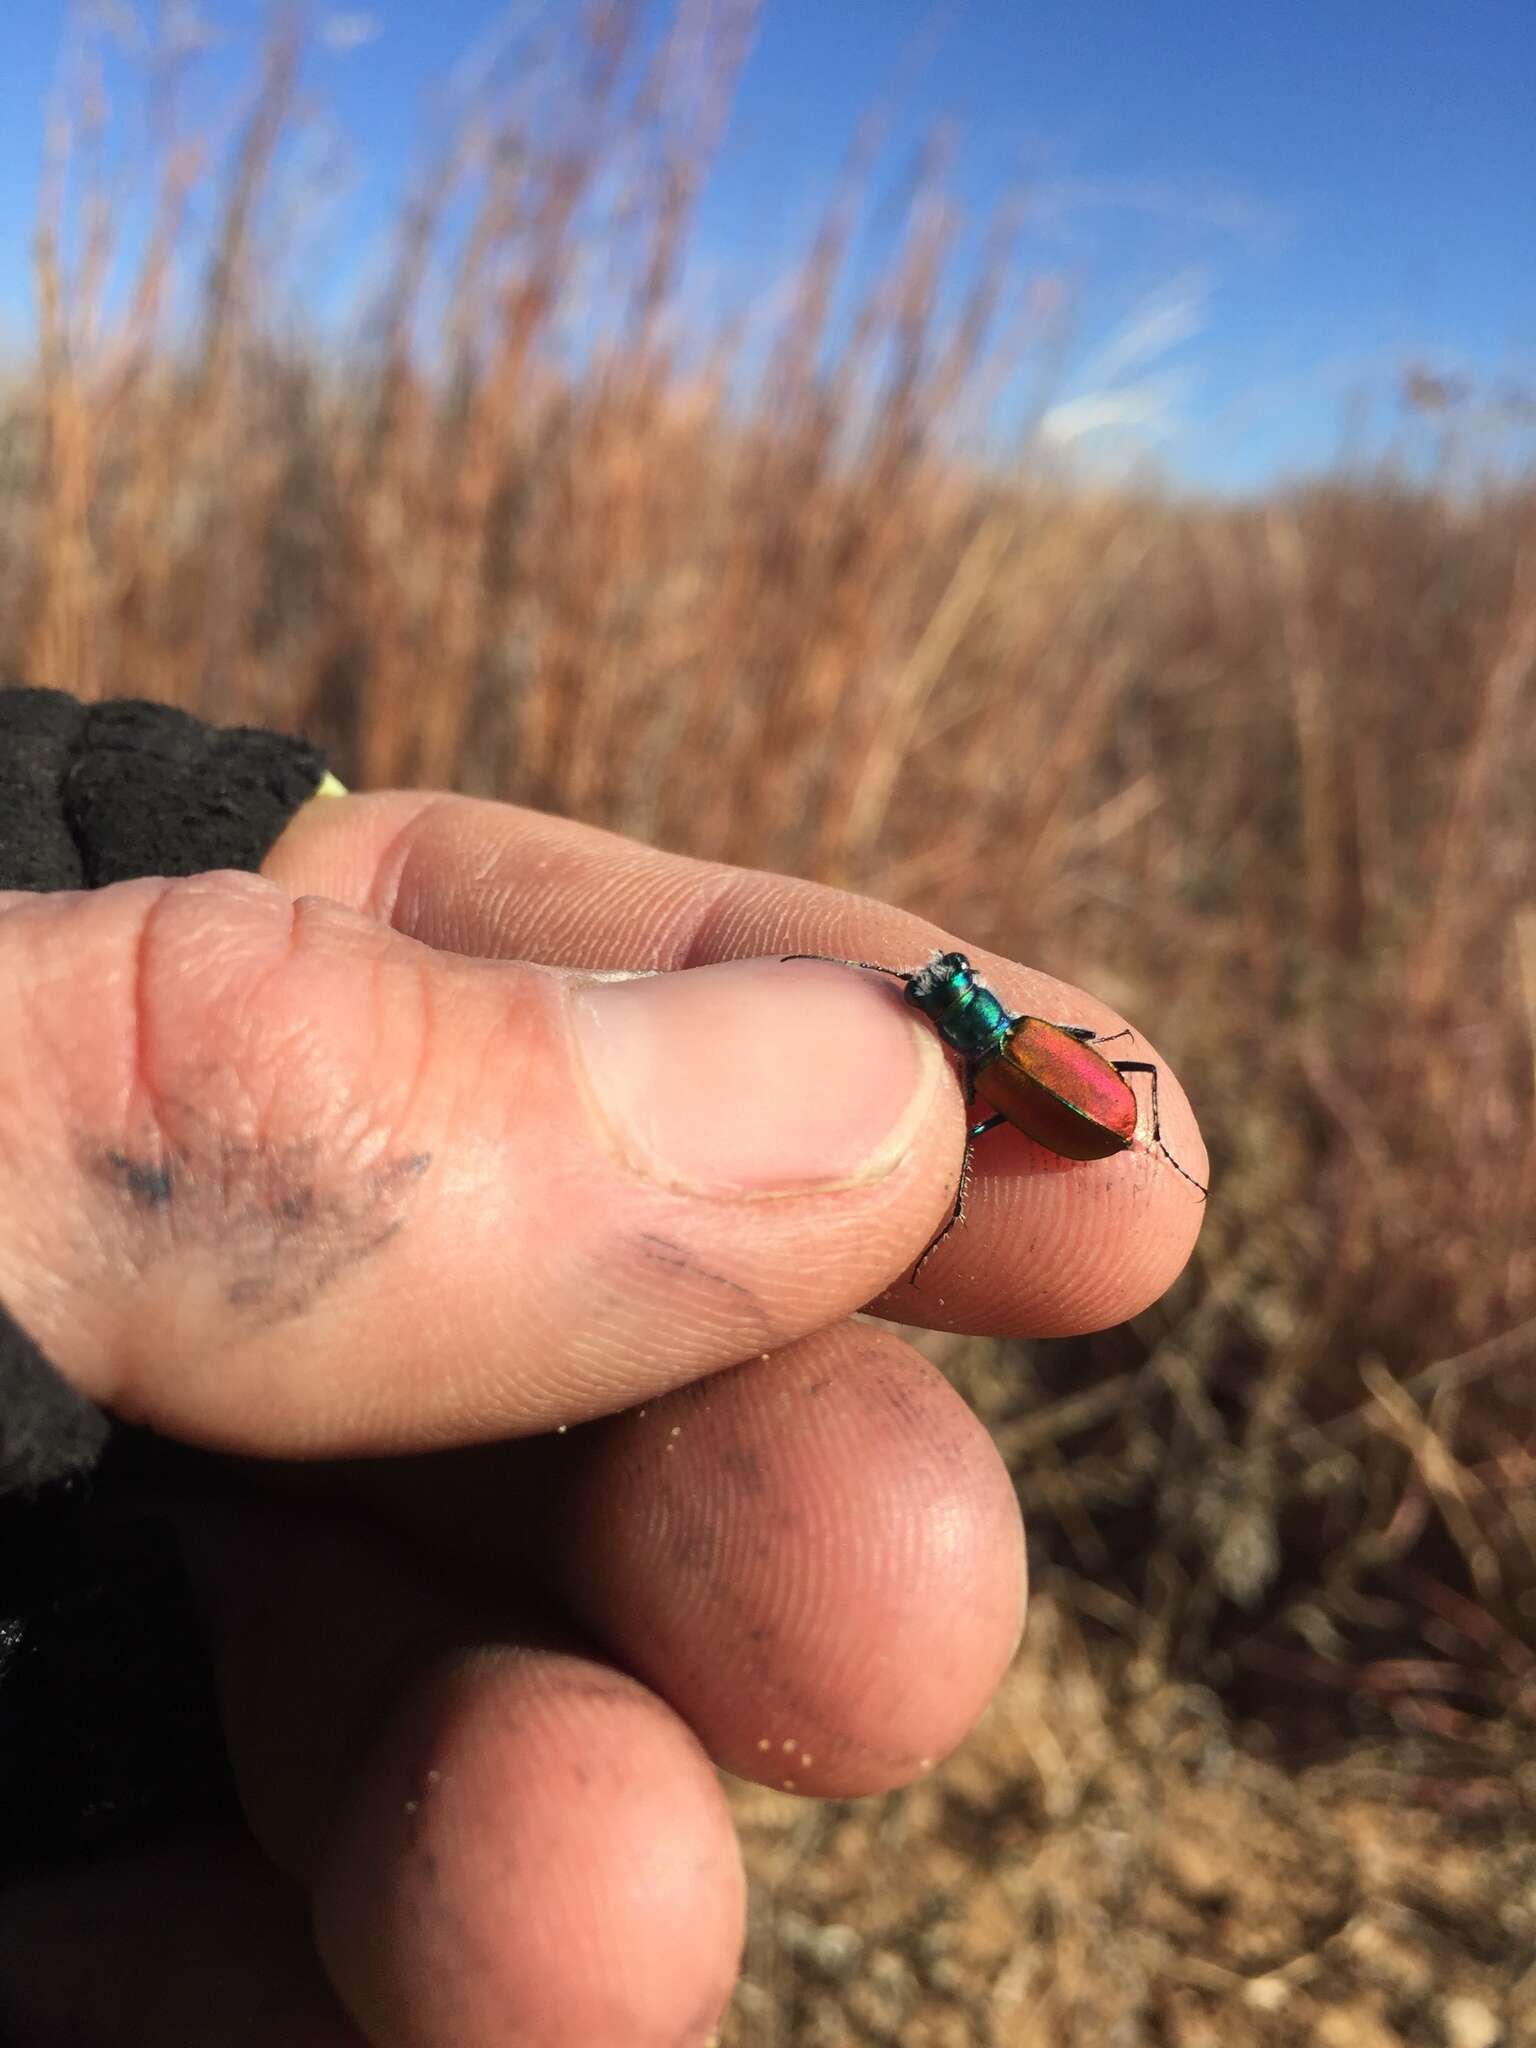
<box><xmin>1442</xmin><ymin>1996</ymin><xmax>1502</xmax><ymax>2048</ymax></box>
<box><xmin>1244</xmin><ymin>1974</ymin><xmax>1291</xmax><ymax>2012</ymax></box>
<box><xmin>776</xmin><ymin>1909</ymin><xmax>863</xmax><ymax>1980</ymax></box>
<box><xmin>844</xmin><ymin>1946</ymin><xmax>916</xmax><ymax>2040</ymax></box>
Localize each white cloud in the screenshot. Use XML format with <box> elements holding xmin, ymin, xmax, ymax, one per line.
<box><xmin>1032</xmin><ymin>174</ymin><xmax>1289</xmax><ymax>247</ymax></box>
<box><xmin>1037</xmin><ymin>373</ymin><xmax>1191</xmax><ymax>450</ymax></box>
<box><xmin>321</xmin><ymin>11</ymin><xmax>383</xmax><ymax>54</ymax></box>
<box><xmin>1084</xmin><ymin>272</ymin><xmax>1210</xmax><ymax>386</ymax></box>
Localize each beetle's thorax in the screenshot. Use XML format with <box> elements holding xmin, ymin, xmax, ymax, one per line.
<box><xmin>905</xmin><ymin>953</ymin><xmax>1013</xmax><ymax>1061</ymax></box>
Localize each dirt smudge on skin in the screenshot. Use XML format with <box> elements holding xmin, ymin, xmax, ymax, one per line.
<box><xmin>636</xmin><ymin>1233</ymin><xmax>763</xmax><ymax>1311</ymax></box>
<box><xmin>718</xmin><ymin>1445</ymin><xmax>765</xmax><ymax>1495</ymax></box>
<box><xmin>101</xmin><ymin>1153</ymin><xmax>176</xmax><ymax>1208</ymax></box>
<box><xmin>582</xmin><ymin>1231</ymin><xmax>776</xmax><ymax>1359</ymax></box>
<box><xmin>79</xmin><ymin>1126</ymin><xmax>432</xmax><ymax>1327</ymax></box>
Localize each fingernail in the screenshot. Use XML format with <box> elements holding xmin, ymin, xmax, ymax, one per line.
<box><xmin>569</xmin><ymin>957</ymin><xmax>944</xmax><ymax>1196</ymax></box>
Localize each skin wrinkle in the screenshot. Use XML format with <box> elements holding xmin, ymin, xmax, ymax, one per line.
<box><xmin>73</xmin><ymin>882</ymin><xmax>196</xmax><ymax>1247</ymax></box>
<box><xmin>673</xmin><ymin>865</ymin><xmax>835</xmax><ymax>974</ymax></box>
<box><xmin>650</xmin><ymin>866</ymin><xmax>755</xmax><ymax>977</ymax></box>
<box><xmin>365</xmin><ymin>792</ymin><xmax>462</xmax><ymax>932</ymax></box>
<box><xmin>463</xmin><ymin>958</ymin><xmax>560</xmax><ymax>1172</ymax></box>
<box><xmin>402</xmin><ymin>809</ymin><xmax>740</xmax><ymax>974</ymax></box>
<box><xmin>365</xmin><ymin>933</ymin><xmax>439</xmax><ymax>1150</ymax></box>
<box><xmin>128</xmin><ymin>873</ymin><xmax>161</xmax><ymax>1134</ymax></box>
<box><xmin>232</xmin><ymin>886</ymin><xmax>308</xmax><ymax>1082</ymax></box>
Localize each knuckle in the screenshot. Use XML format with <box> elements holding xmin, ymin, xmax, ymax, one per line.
<box><xmin>0</xmin><ymin>875</ymin><xmax>436</xmax><ymax>1381</ymax></box>
<box><xmin>121</xmin><ymin>874</ymin><xmax>425</xmax><ymax>1190</ymax></box>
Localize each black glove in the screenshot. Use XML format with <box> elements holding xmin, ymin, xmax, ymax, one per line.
<box><xmin>0</xmin><ymin>685</ymin><xmax>331</xmax><ymax>1876</ymax></box>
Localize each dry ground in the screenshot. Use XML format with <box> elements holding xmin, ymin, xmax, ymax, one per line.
<box><xmin>723</xmin><ymin>1595</ymin><xmax>1536</xmax><ymax>2048</ymax></box>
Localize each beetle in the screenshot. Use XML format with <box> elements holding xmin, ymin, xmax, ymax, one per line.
<box><xmin>783</xmin><ymin>948</ymin><xmax>1205</xmax><ymax>1280</ymax></box>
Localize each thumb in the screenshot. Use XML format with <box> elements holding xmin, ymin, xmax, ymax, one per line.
<box><xmin>0</xmin><ymin>871</ymin><xmax>954</xmax><ymax>1457</ymax></box>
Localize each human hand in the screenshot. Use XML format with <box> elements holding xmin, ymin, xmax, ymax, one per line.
<box><xmin>0</xmin><ymin>791</ymin><xmax>1204</xmax><ymax>2047</ymax></box>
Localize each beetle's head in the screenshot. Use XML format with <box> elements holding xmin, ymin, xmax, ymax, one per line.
<box><xmin>903</xmin><ymin>950</ymin><xmax>974</xmax><ymax>1018</ymax></box>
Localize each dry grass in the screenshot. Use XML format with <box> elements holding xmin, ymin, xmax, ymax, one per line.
<box><xmin>5</xmin><ymin>4</ymin><xmax>1535</xmax><ymax>2036</ymax></box>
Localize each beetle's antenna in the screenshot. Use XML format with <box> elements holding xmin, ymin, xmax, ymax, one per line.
<box><xmin>780</xmin><ymin>953</ymin><xmax>909</xmax><ymax>982</ymax></box>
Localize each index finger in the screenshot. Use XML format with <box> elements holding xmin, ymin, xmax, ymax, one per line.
<box><xmin>268</xmin><ymin>790</ymin><xmax>1205</xmax><ymax>1335</ymax></box>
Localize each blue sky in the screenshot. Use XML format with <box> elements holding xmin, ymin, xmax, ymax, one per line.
<box><xmin>1</xmin><ymin>1</ymin><xmax>1531</xmax><ymax>492</ymax></box>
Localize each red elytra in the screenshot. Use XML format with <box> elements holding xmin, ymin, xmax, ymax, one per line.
<box><xmin>972</xmin><ymin>1015</ymin><xmax>1140</xmax><ymax>1162</ymax></box>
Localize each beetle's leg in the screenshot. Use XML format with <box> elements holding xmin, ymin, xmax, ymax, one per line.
<box><xmin>909</xmin><ymin>1158</ymin><xmax>972</xmax><ymax>1287</ymax></box>
<box><xmin>1056</xmin><ymin>1024</ymin><xmax>1132</xmax><ymax>1048</ymax></box>
<box><xmin>1112</xmin><ymin>1060</ymin><xmax>1164</xmax><ymax>1137</ymax></box>
<box><xmin>908</xmin><ymin>1114</ymin><xmax>1006</xmax><ymax>1286</ymax></box>
<box><xmin>1112</xmin><ymin>1060</ymin><xmax>1207</xmax><ymax>1198</ymax></box>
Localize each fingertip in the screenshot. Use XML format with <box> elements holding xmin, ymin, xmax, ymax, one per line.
<box><xmin>313</xmin><ymin>1647</ymin><xmax>745</xmax><ymax>2048</ymax></box>
<box><xmin>875</xmin><ymin>1124</ymin><xmax>1207</xmax><ymax>1337</ymax></box>
<box><xmin>559</xmin><ymin>1324</ymin><xmax>1028</xmax><ymax>1797</ymax></box>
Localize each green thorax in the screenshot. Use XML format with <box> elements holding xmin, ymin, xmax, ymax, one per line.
<box><xmin>905</xmin><ymin>955</ymin><xmax>1014</xmax><ymax>1063</ymax></box>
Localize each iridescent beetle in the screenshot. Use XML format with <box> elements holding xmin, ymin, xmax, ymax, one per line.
<box><xmin>783</xmin><ymin>949</ymin><xmax>1205</xmax><ymax>1280</ymax></box>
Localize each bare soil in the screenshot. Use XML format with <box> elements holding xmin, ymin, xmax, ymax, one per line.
<box><xmin>719</xmin><ymin>1597</ymin><xmax>1536</xmax><ymax>2047</ymax></box>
